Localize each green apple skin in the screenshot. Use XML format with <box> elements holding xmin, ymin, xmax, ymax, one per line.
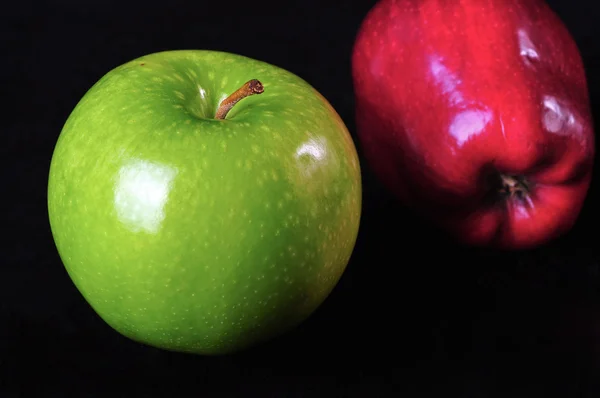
<box><xmin>47</xmin><ymin>50</ymin><xmax>362</xmax><ymax>355</ymax></box>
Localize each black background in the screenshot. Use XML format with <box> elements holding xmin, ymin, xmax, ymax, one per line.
<box><xmin>3</xmin><ymin>0</ymin><xmax>600</xmax><ymax>396</ymax></box>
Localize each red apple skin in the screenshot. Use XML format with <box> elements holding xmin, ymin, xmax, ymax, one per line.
<box><xmin>352</xmin><ymin>0</ymin><xmax>595</xmax><ymax>249</ymax></box>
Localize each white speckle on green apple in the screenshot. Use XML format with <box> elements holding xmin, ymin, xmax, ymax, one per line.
<box><xmin>48</xmin><ymin>49</ymin><xmax>362</xmax><ymax>356</ymax></box>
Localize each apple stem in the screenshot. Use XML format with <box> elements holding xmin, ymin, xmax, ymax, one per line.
<box><xmin>214</xmin><ymin>79</ymin><xmax>264</xmax><ymax>120</ymax></box>
<box><xmin>499</xmin><ymin>174</ymin><xmax>530</xmax><ymax>200</ymax></box>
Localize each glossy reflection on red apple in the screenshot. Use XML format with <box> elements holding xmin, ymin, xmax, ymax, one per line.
<box><xmin>352</xmin><ymin>0</ymin><xmax>595</xmax><ymax>249</ymax></box>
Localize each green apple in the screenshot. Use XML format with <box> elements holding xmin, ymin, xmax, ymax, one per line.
<box><xmin>47</xmin><ymin>50</ymin><xmax>362</xmax><ymax>355</ymax></box>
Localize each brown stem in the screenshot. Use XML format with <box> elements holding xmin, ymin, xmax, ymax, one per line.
<box><xmin>214</xmin><ymin>79</ymin><xmax>264</xmax><ymax>120</ymax></box>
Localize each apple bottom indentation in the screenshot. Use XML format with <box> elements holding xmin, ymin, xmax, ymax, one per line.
<box><xmin>497</xmin><ymin>173</ymin><xmax>532</xmax><ymax>203</ymax></box>
<box><xmin>479</xmin><ymin>168</ymin><xmax>534</xmax><ymax>209</ymax></box>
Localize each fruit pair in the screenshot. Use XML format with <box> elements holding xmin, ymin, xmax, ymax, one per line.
<box><xmin>48</xmin><ymin>0</ymin><xmax>594</xmax><ymax>355</ymax></box>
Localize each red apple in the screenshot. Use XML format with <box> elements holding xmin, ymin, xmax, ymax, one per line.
<box><xmin>352</xmin><ymin>0</ymin><xmax>595</xmax><ymax>249</ymax></box>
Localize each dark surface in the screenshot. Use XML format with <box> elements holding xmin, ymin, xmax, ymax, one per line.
<box><xmin>2</xmin><ymin>0</ymin><xmax>600</xmax><ymax>396</ymax></box>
